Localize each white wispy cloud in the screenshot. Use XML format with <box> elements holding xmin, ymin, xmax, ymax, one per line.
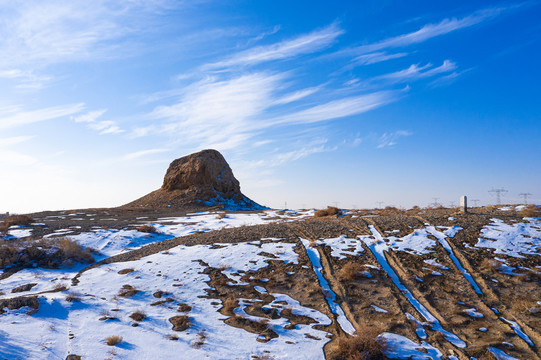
<box><xmin>0</xmin><ymin>1</ymin><xmax>178</xmax><ymax>68</ymax></box>
<box><xmin>72</xmin><ymin>109</ymin><xmax>107</xmax><ymax>123</ymax></box>
<box><xmin>352</xmin><ymin>51</ymin><xmax>408</xmax><ymax>65</ymax></box>
<box><xmin>0</xmin><ymin>103</ymin><xmax>85</xmax><ymax>130</ymax></box>
<box><xmin>0</xmin><ymin>135</ymin><xmax>35</xmax><ymax>147</ymax></box>
<box><xmin>351</xmin><ymin>6</ymin><xmax>508</xmax><ymax>55</ymax></box>
<box><xmin>273</xmin><ymin>87</ymin><xmax>321</xmax><ymax>105</ymax></box>
<box><xmin>137</xmin><ymin>71</ymin><xmax>398</xmax><ymax>151</ymax></box>
<box><xmin>267</xmin><ymin>90</ymin><xmax>399</xmax><ymax>126</ymax></box>
<box><xmin>270</xmin><ymin>139</ymin><xmax>333</xmax><ymax>166</ymax></box>
<box><xmin>205</xmin><ymin>23</ymin><xmax>344</xmax><ymax>69</ymax></box>
<box><xmin>122</xmin><ymin>148</ymin><xmax>169</xmax><ymax>160</ymax></box>
<box><xmin>144</xmin><ymin>72</ymin><xmax>283</xmax><ymax>149</ymax></box>
<box><xmin>375</xmin><ymin>60</ymin><xmax>457</xmax><ymax>83</ymax></box>
<box><xmin>377</xmin><ymin>130</ymin><xmax>412</xmax><ymax>148</ymax></box>
<box><xmin>71</xmin><ymin>109</ymin><xmax>124</xmax><ymax>135</ymax></box>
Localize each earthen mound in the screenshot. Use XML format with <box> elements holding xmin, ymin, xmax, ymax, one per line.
<box><xmin>122</xmin><ymin>149</ymin><xmax>266</xmax><ymax>210</ymax></box>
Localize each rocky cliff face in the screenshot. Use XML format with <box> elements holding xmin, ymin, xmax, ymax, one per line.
<box><xmin>123</xmin><ymin>149</ymin><xmax>266</xmax><ymax>210</ymax></box>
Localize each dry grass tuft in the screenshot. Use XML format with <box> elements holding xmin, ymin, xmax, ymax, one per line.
<box><xmin>217</xmin><ymin>212</ymin><xmax>227</xmax><ymax>219</ymax></box>
<box><xmin>169</xmin><ymin>315</ymin><xmax>191</xmax><ymax>331</ymax></box>
<box><xmin>338</xmin><ymin>262</ymin><xmax>366</xmax><ymax>281</ymax></box>
<box><xmin>118</xmin><ymin>268</ymin><xmax>135</xmax><ymax>275</ymax></box>
<box><xmin>65</xmin><ymin>293</ymin><xmax>81</xmax><ymax>302</ymax></box>
<box><xmin>105</xmin><ymin>335</ymin><xmax>123</xmax><ymax>346</ymax></box>
<box><xmin>192</xmin><ymin>330</ymin><xmax>206</xmax><ymax>349</ymax></box>
<box><xmin>177</xmin><ymin>303</ymin><xmax>192</xmax><ymax>313</ymax></box>
<box><xmin>221</xmin><ymin>297</ymin><xmax>238</xmax><ymax>316</ymax></box>
<box><xmin>519</xmin><ymin>205</ymin><xmax>541</xmax><ymax>218</ymax></box>
<box><xmin>0</xmin><ymin>237</ymin><xmax>94</xmax><ymax>270</ymax></box>
<box><xmin>129</xmin><ymin>310</ymin><xmax>146</xmax><ymax>322</ymax></box>
<box><xmin>327</xmin><ymin>327</ymin><xmax>386</xmax><ymax>360</ymax></box>
<box><xmin>118</xmin><ymin>284</ymin><xmax>138</xmax><ymax>297</ymax></box>
<box><xmin>314</xmin><ymin>206</ymin><xmax>342</xmax><ymax>218</ymax></box>
<box><xmin>379</xmin><ymin>206</ymin><xmax>406</xmax><ymax>216</ymax></box>
<box><xmin>137</xmin><ymin>224</ymin><xmax>157</xmax><ymax>233</ymax></box>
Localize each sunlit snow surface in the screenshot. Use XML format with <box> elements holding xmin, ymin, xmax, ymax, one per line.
<box><xmin>2</xmin><ymin>211</ymin><xmax>538</xmax><ymax>359</ymax></box>
<box><xmin>1</xmin><ymin>240</ymin><xmax>331</xmax><ymax>360</ymax></box>
<box><xmin>476</xmin><ymin>218</ymin><xmax>541</xmax><ymax>258</ymax></box>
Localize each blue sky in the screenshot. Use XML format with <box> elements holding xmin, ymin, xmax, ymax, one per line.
<box><xmin>1</xmin><ymin>0</ymin><xmax>540</xmax><ymax>212</ymax></box>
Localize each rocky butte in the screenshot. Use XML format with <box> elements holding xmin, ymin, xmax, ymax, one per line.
<box><xmin>123</xmin><ymin>149</ymin><xmax>267</xmax><ymax>210</ymax></box>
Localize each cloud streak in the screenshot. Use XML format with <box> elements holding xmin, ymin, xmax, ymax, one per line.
<box><xmin>374</xmin><ymin>60</ymin><xmax>457</xmax><ymax>83</ymax></box>
<box><xmin>341</xmin><ymin>5</ymin><xmax>513</xmax><ymax>57</ymax></box>
<box><xmin>0</xmin><ymin>103</ymin><xmax>85</xmax><ymax>130</ymax></box>
<box><xmin>205</xmin><ymin>23</ymin><xmax>344</xmax><ymax>69</ymax></box>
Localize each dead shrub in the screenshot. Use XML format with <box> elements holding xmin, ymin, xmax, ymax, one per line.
<box><xmin>150</xmin><ymin>297</ymin><xmax>174</xmax><ymax>306</ymax></box>
<box><xmin>11</xmin><ymin>283</ymin><xmax>37</xmax><ymax>293</ymax></box>
<box><xmin>169</xmin><ymin>315</ymin><xmax>191</xmax><ymax>331</ymax></box>
<box><xmin>166</xmin><ymin>334</ymin><xmax>179</xmax><ymax>341</ymax></box>
<box><xmin>56</xmin><ymin>238</ymin><xmax>94</xmax><ymax>264</ymax></box>
<box><xmin>66</xmin><ymin>293</ymin><xmax>81</xmax><ymax>302</ymax></box>
<box><xmin>0</xmin><ymin>296</ymin><xmax>39</xmax><ymax>314</ymax></box>
<box><xmin>118</xmin><ymin>284</ymin><xmax>138</xmax><ymax>297</ymax></box>
<box><xmin>129</xmin><ymin>310</ymin><xmax>146</xmax><ymax>322</ymax></box>
<box><xmin>153</xmin><ymin>290</ymin><xmax>169</xmax><ymax>298</ymax></box>
<box><xmin>137</xmin><ymin>224</ymin><xmax>156</xmax><ymax>233</ymax></box>
<box><xmin>217</xmin><ymin>212</ymin><xmax>227</xmax><ymax>219</ymax></box>
<box><xmin>480</xmin><ymin>258</ymin><xmax>500</xmax><ymax>272</ymax></box>
<box><xmin>338</xmin><ymin>262</ymin><xmax>366</xmax><ymax>281</ymax></box>
<box><xmin>192</xmin><ymin>330</ymin><xmax>206</xmax><ymax>349</ymax></box>
<box><xmin>519</xmin><ymin>205</ymin><xmax>541</xmax><ymax>218</ymax></box>
<box><xmin>221</xmin><ymin>297</ymin><xmax>238</xmax><ymax>316</ymax></box>
<box><xmin>314</xmin><ymin>206</ymin><xmax>342</xmax><ymax>218</ymax></box>
<box><xmin>118</xmin><ymin>268</ymin><xmax>134</xmax><ymax>275</ymax></box>
<box><xmin>105</xmin><ymin>335</ymin><xmax>123</xmax><ymax>346</ymax></box>
<box><xmin>177</xmin><ymin>303</ymin><xmax>192</xmax><ymax>312</ymax></box>
<box><xmin>327</xmin><ymin>328</ymin><xmax>386</xmax><ymax>360</ymax></box>
<box><xmin>380</xmin><ymin>206</ymin><xmax>405</xmax><ymax>216</ymax></box>
<box><xmin>0</xmin><ymin>237</ymin><xmax>94</xmax><ymax>270</ymax></box>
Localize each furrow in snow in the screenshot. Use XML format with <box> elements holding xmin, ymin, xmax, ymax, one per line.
<box><xmin>364</xmin><ymin>225</ymin><xmax>466</xmax><ymax>348</ymax></box>
<box><xmin>500</xmin><ymin>317</ymin><xmax>534</xmax><ymax>347</ymax></box>
<box><xmin>299</xmin><ymin>238</ymin><xmax>356</xmax><ymax>335</ymax></box>
<box><xmin>426</xmin><ymin>226</ymin><xmax>483</xmax><ymax>295</ymax></box>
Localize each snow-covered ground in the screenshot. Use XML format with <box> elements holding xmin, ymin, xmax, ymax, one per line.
<box><xmin>1</xmin><ymin>212</ymin><xmax>539</xmax><ymax>359</ymax></box>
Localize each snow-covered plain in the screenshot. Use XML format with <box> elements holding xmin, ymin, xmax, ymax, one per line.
<box><xmin>1</xmin><ymin>212</ymin><xmax>539</xmax><ymax>359</ymax></box>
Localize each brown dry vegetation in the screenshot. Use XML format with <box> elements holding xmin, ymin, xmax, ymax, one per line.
<box><xmin>0</xmin><ymin>237</ymin><xmax>94</xmax><ymax>269</ymax></box>
<box><xmin>169</xmin><ymin>315</ymin><xmax>191</xmax><ymax>331</ymax></box>
<box><xmin>137</xmin><ymin>224</ymin><xmax>157</xmax><ymax>233</ymax></box>
<box><xmin>315</xmin><ymin>206</ymin><xmax>342</xmax><ymax>218</ymax></box>
<box><xmin>118</xmin><ymin>284</ymin><xmax>138</xmax><ymax>297</ymax></box>
<box><xmin>326</xmin><ymin>327</ymin><xmax>386</xmax><ymax>360</ymax></box>
<box><xmin>105</xmin><ymin>335</ymin><xmax>123</xmax><ymax>346</ymax></box>
<box><xmin>0</xmin><ymin>215</ymin><xmax>34</xmax><ymax>234</ymax></box>
<box><xmin>519</xmin><ymin>205</ymin><xmax>541</xmax><ymax>217</ymax></box>
<box><xmin>338</xmin><ymin>262</ymin><xmax>366</xmax><ymax>281</ymax></box>
<box><xmin>129</xmin><ymin>310</ymin><xmax>146</xmax><ymax>322</ymax></box>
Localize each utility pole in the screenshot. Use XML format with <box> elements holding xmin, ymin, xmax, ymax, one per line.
<box><xmin>472</xmin><ymin>199</ymin><xmax>480</xmax><ymax>207</ymax></box>
<box><xmin>333</xmin><ymin>201</ymin><xmax>339</xmax><ymax>208</ymax></box>
<box><xmin>449</xmin><ymin>201</ymin><xmax>456</xmax><ymax>208</ymax></box>
<box><xmin>489</xmin><ymin>188</ymin><xmax>508</xmax><ymax>205</ymax></box>
<box><xmin>376</xmin><ymin>201</ymin><xmax>384</xmax><ymax>209</ymax></box>
<box><xmin>518</xmin><ymin>193</ymin><xmax>532</xmax><ymax>205</ymax></box>
<box><xmin>430</xmin><ymin>198</ymin><xmax>441</xmax><ymax>208</ymax></box>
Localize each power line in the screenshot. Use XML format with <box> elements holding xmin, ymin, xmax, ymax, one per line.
<box><xmin>488</xmin><ymin>188</ymin><xmax>508</xmax><ymax>205</ymax></box>
<box><xmin>518</xmin><ymin>193</ymin><xmax>532</xmax><ymax>205</ymax></box>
